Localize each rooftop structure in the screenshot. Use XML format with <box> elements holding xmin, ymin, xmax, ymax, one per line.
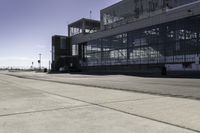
<box><xmin>68</xmin><ymin>18</ymin><xmax>100</xmax><ymax>37</ymax></box>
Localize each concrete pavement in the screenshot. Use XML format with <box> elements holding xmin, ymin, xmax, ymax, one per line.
<box><xmin>0</xmin><ymin>72</ymin><xmax>200</xmax><ymax>132</ymax></box>
<box><xmin>5</xmin><ymin>71</ymin><xmax>200</xmax><ymax>100</ymax></box>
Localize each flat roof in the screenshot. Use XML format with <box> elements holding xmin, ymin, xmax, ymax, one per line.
<box><xmin>68</xmin><ymin>18</ymin><xmax>100</xmax><ymax>27</ymax></box>
<box><xmin>52</xmin><ymin>35</ymin><xmax>67</xmax><ymax>38</ymax></box>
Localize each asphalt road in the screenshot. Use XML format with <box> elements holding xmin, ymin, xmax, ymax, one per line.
<box><xmin>0</xmin><ymin>72</ymin><xmax>200</xmax><ymax>133</ymax></box>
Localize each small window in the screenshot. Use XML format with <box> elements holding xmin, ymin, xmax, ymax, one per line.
<box><xmin>176</xmin><ymin>42</ymin><xmax>180</xmax><ymax>51</ymax></box>
<box><xmin>52</xmin><ymin>46</ymin><xmax>55</xmax><ymax>61</ymax></box>
<box><xmin>60</xmin><ymin>37</ymin><xmax>67</xmax><ymax>49</ymax></box>
<box><xmin>72</xmin><ymin>45</ymin><xmax>78</xmax><ymax>56</ymax></box>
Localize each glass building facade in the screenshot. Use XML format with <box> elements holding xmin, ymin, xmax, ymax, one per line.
<box><xmin>83</xmin><ymin>15</ymin><xmax>200</xmax><ymax>67</ymax></box>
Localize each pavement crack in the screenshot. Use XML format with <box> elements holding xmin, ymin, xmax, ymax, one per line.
<box><xmin>97</xmin><ymin>97</ymin><xmax>164</xmax><ymax>105</ymax></box>
<box><xmin>0</xmin><ymin>104</ymin><xmax>91</xmax><ymax>118</ymax></box>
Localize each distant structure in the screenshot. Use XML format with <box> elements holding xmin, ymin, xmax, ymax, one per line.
<box><xmin>52</xmin><ymin>0</ymin><xmax>200</xmax><ymax>74</ymax></box>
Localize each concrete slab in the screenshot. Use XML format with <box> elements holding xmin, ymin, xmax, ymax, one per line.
<box><xmin>4</xmin><ymin>71</ymin><xmax>200</xmax><ymax>100</ymax></box>
<box><xmin>103</xmin><ymin>97</ymin><xmax>200</xmax><ymax>131</ymax></box>
<box><xmin>0</xmin><ymin>106</ymin><xmax>195</xmax><ymax>133</ymax></box>
<box><xmin>0</xmin><ymin>74</ymin><xmax>160</xmax><ymax>104</ymax></box>
<box><xmin>0</xmin><ymin>73</ymin><xmax>200</xmax><ymax>132</ymax></box>
<box><xmin>0</xmin><ymin>79</ymin><xmax>87</xmax><ymax>116</ymax></box>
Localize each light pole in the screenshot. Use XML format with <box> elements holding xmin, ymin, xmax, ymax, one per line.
<box><xmin>90</xmin><ymin>10</ymin><xmax>92</xmax><ymax>19</ymax></box>
<box><xmin>49</xmin><ymin>60</ymin><xmax>51</xmax><ymax>71</ymax></box>
<box><xmin>31</xmin><ymin>62</ymin><xmax>34</xmax><ymax>70</ymax></box>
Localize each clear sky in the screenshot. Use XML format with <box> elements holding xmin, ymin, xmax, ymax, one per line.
<box><xmin>0</xmin><ymin>0</ymin><xmax>121</xmax><ymax>68</ymax></box>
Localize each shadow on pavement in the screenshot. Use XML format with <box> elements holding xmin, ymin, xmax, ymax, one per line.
<box><xmin>49</xmin><ymin>71</ymin><xmax>200</xmax><ymax>79</ymax></box>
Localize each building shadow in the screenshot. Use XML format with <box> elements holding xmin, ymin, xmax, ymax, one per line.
<box><xmin>49</xmin><ymin>71</ymin><xmax>200</xmax><ymax>79</ymax></box>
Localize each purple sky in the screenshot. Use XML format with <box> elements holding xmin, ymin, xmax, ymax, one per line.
<box><xmin>0</xmin><ymin>0</ymin><xmax>121</xmax><ymax>68</ymax></box>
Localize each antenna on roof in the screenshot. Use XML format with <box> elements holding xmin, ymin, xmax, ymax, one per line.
<box><xmin>89</xmin><ymin>10</ymin><xmax>92</xmax><ymax>19</ymax></box>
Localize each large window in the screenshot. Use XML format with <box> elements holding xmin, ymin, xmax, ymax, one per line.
<box><xmin>84</xmin><ymin>15</ymin><xmax>200</xmax><ymax>67</ymax></box>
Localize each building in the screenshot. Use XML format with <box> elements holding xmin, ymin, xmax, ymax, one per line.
<box><xmin>52</xmin><ymin>0</ymin><xmax>200</xmax><ymax>74</ymax></box>
<box><xmin>51</xmin><ymin>35</ymin><xmax>73</xmax><ymax>72</ymax></box>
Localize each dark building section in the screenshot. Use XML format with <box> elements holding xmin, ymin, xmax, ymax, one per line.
<box><xmin>51</xmin><ymin>35</ymin><xmax>74</xmax><ymax>72</ymax></box>
<box><xmin>173</xmin><ymin>0</ymin><xmax>199</xmax><ymax>7</ymax></box>
<box><xmin>51</xmin><ymin>19</ymin><xmax>101</xmax><ymax>72</ymax></box>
